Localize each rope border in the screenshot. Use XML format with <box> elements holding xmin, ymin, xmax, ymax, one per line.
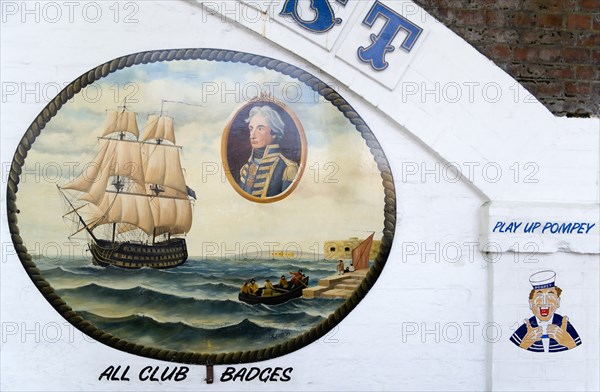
<box><xmin>6</xmin><ymin>48</ymin><xmax>396</xmax><ymax>365</ymax></box>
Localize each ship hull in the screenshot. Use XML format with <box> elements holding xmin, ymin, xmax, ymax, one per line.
<box><xmin>90</xmin><ymin>238</ymin><xmax>188</xmax><ymax>269</ymax></box>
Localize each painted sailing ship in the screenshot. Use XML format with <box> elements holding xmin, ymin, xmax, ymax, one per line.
<box><xmin>59</xmin><ymin>101</ymin><xmax>196</xmax><ymax>269</ymax></box>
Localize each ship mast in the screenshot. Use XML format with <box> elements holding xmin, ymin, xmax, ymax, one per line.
<box><xmin>61</xmin><ymin>98</ymin><xmax>153</xmax><ymax>241</ymax></box>
<box><xmin>141</xmin><ymin>99</ymin><xmax>194</xmax><ymax>244</ymax></box>
<box><xmin>112</xmin><ymin>97</ymin><xmax>128</xmax><ymax>242</ymax></box>
<box><xmin>60</xmin><ymin>99</ymin><xmax>195</xmax><ymax>244</ymax></box>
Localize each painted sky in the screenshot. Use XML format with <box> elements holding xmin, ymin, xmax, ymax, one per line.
<box><xmin>18</xmin><ymin>59</ymin><xmax>386</xmax><ymax>258</ymax></box>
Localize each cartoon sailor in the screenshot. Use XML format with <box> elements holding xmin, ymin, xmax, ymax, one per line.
<box><xmin>510</xmin><ymin>270</ymin><xmax>581</xmax><ymax>352</ymax></box>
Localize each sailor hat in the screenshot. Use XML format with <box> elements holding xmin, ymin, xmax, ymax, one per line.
<box><xmin>529</xmin><ymin>270</ymin><xmax>556</xmax><ymax>290</ymax></box>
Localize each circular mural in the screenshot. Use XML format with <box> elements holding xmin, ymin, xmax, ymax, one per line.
<box><xmin>7</xmin><ymin>49</ymin><xmax>396</xmax><ymax>364</ymax></box>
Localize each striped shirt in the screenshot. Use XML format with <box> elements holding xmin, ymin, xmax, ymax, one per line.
<box><xmin>509</xmin><ymin>314</ymin><xmax>582</xmax><ymax>352</ymax></box>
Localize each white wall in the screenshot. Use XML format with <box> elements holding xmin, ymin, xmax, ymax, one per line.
<box><xmin>1</xmin><ymin>1</ymin><xmax>598</xmax><ymax>390</ymax></box>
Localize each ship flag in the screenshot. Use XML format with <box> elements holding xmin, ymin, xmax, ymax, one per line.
<box><xmin>352</xmin><ymin>233</ymin><xmax>374</xmax><ymax>270</ymax></box>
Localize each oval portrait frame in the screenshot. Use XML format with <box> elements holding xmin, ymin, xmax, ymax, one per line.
<box><xmin>6</xmin><ymin>48</ymin><xmax>396</xmax><ymax>365</ymax></box>
<box><xmin>222</xmin><ymin>96</ymin><xmax>308</xmax><ymax>203</ymax></box>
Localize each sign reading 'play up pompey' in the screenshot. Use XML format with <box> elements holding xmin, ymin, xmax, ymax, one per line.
<box><xmin>480</xmin><ymin>202</ymin><xmax>600</xmax><ymax>254</ymax></box>
<box><xmin>492</xmin><ymin>221</ymin><xmax>596</xmax><ymax>235</ymax></box>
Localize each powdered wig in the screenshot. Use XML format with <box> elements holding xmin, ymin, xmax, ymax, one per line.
<box><xmin>246</xmin><ymin>105</ymin><xmax>285</xmax><ymax>139</ymax></box>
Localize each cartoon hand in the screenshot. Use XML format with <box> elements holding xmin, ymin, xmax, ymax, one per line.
<box><xmin>519</xmin><ymin>319</ymin><xmax>542</xmax><ymax>350</ymax></box>
<box><xmin>547</xmin><ymin>316</ymin><xmax>577</xmax><ymax>350</ymax></box>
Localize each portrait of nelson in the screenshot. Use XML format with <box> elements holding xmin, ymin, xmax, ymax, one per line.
<box><xmin>237</xmin><ymin>105</ymin><xmax>299</xmax><ymax>199</ymax></box>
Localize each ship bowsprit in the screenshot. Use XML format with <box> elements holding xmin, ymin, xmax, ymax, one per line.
<box><xmin>90</xmin><ymin>238</ymin><xmax>188</xmax><ymax>269</ymax></box>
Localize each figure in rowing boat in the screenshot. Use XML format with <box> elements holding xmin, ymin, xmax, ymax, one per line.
<box><xmin>263</xmin><ymin>279</ymin><xmax>275</xmax><ymax>297</ymax></box>
<box><xmin>238</xmin><ymin>273</ymin><xmax>310</xmax><ymax>306</ymax></box>
<box><xmin>279</xmin><ymin>275</ymin><xmax>289</xmax><ymax>289</ymax></box>
<box><xmin>289</xmin><ymin>269</ymin><xmax>303</xmax><ymax>286</ymax></box>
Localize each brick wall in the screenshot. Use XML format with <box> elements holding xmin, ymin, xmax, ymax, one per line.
<box><xmin>413</xmin><ymin>0</ymin><xmax>599</xmax><ymax>117</ymax></box>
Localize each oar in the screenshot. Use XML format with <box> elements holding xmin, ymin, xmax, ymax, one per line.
<box><xmin>295</xmin><ymin>279</ymin><xmax>309</xmax><ymax>288</ymax></box>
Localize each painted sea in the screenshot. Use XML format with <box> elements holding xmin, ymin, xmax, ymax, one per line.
<box><xmin>34</xmin><ymin>256</ymin><xmax>345</xmax><ymax>353</ymax></box>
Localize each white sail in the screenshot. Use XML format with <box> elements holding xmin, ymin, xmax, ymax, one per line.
<box><xmin>62</xmin><ymin>106</ymin><xmax>194</xmax><ymax>241</ymax></box>
<box><xmin>62</xmin><ymin>139</ymin><xmax>111</xmax><ymax>195</ymax></box>
<box><xmin>102</xmin><ymin>110</ymin><xmax>139</xmax><ymax>138</ymax></box>
<box><xmin>141</xmin><ymin>115</ymin><xmax>176</xmax><ymax>144</ymax></box>
<box><xmin>94</xmin><ymin>189</ymin><xmax>154</xmax><ymax>236</ymax></box>
<box><xmin>64</xmin><ymin>139</ymin><xmax>145</xmax><ymax>205</ymax></box>
<box><xmin>142</xmin><ymin>143</ymin><xmax>187</xmax><ymax>194</ymax></box>
<box><xmin>79</xmin><ymin>159</ymin><xmax>113</xmax><ymax>205</ymax></box>
<box><xmin>109</xmin><ymin>139</ymin><xmax>145</xmax><ymax>185</ymax></box>
<box><xmin>173</xmin><ymin>199</ymin><xmax>193</xmax><ymax>234</ymax></box>
<box><xmin>150</xmin><ymin>197</ymin><xmax>192</xmax><ymax>236</ymax></box>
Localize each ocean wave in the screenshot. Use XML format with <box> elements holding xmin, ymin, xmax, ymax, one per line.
<box><xmin>42</xmin><ymin>266</ymin><xmax>245</xmax><ymax>293</ymax></box>
<box><xmin>181</xmin><ymin>281</ymin><xmax>240</xmax><ymax>292</ymax></box>
<box><xmin>38</xmin><ymin>257</ymin><xmax>338</xmax><ymax>284</ymax></box>
<box><xmin>40</xmin><ymin>256</ymin><xmax>344</xmax><ymax>354</ymax></box>
<box><xmin>57</xmin><ymin>283</ymin><xmax>249</xmax><ymax>314</ymax></box>
<box><xmin>77</xmin><ymin>311</ymin><xmax>300</xmax><ymax>352</ymax></box>
<box><xmin>41</xmin><ymin>262</ymin><xmax>337</xmax><ymax>297</ymax></box>
<box><xmin>57</xmin><ymin>283</ymin><xmax>326</xmax><ymax>329</ymax></box>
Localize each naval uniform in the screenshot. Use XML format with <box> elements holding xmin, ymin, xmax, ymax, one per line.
<box><xmin>239</xmin><ymin>144</ymin><xmax>298</xmax><ymax>198</ymax></box>
<box><xmin>509</xmin><ymin>313</ymin><xmax>582</xmax><ymax>352</ymax></box>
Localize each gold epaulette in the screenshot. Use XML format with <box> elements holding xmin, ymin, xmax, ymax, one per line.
<box><xmin>280</xmin><ymin>156</ymin><xmax>299</xmax><ymax>182</ymax></box>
